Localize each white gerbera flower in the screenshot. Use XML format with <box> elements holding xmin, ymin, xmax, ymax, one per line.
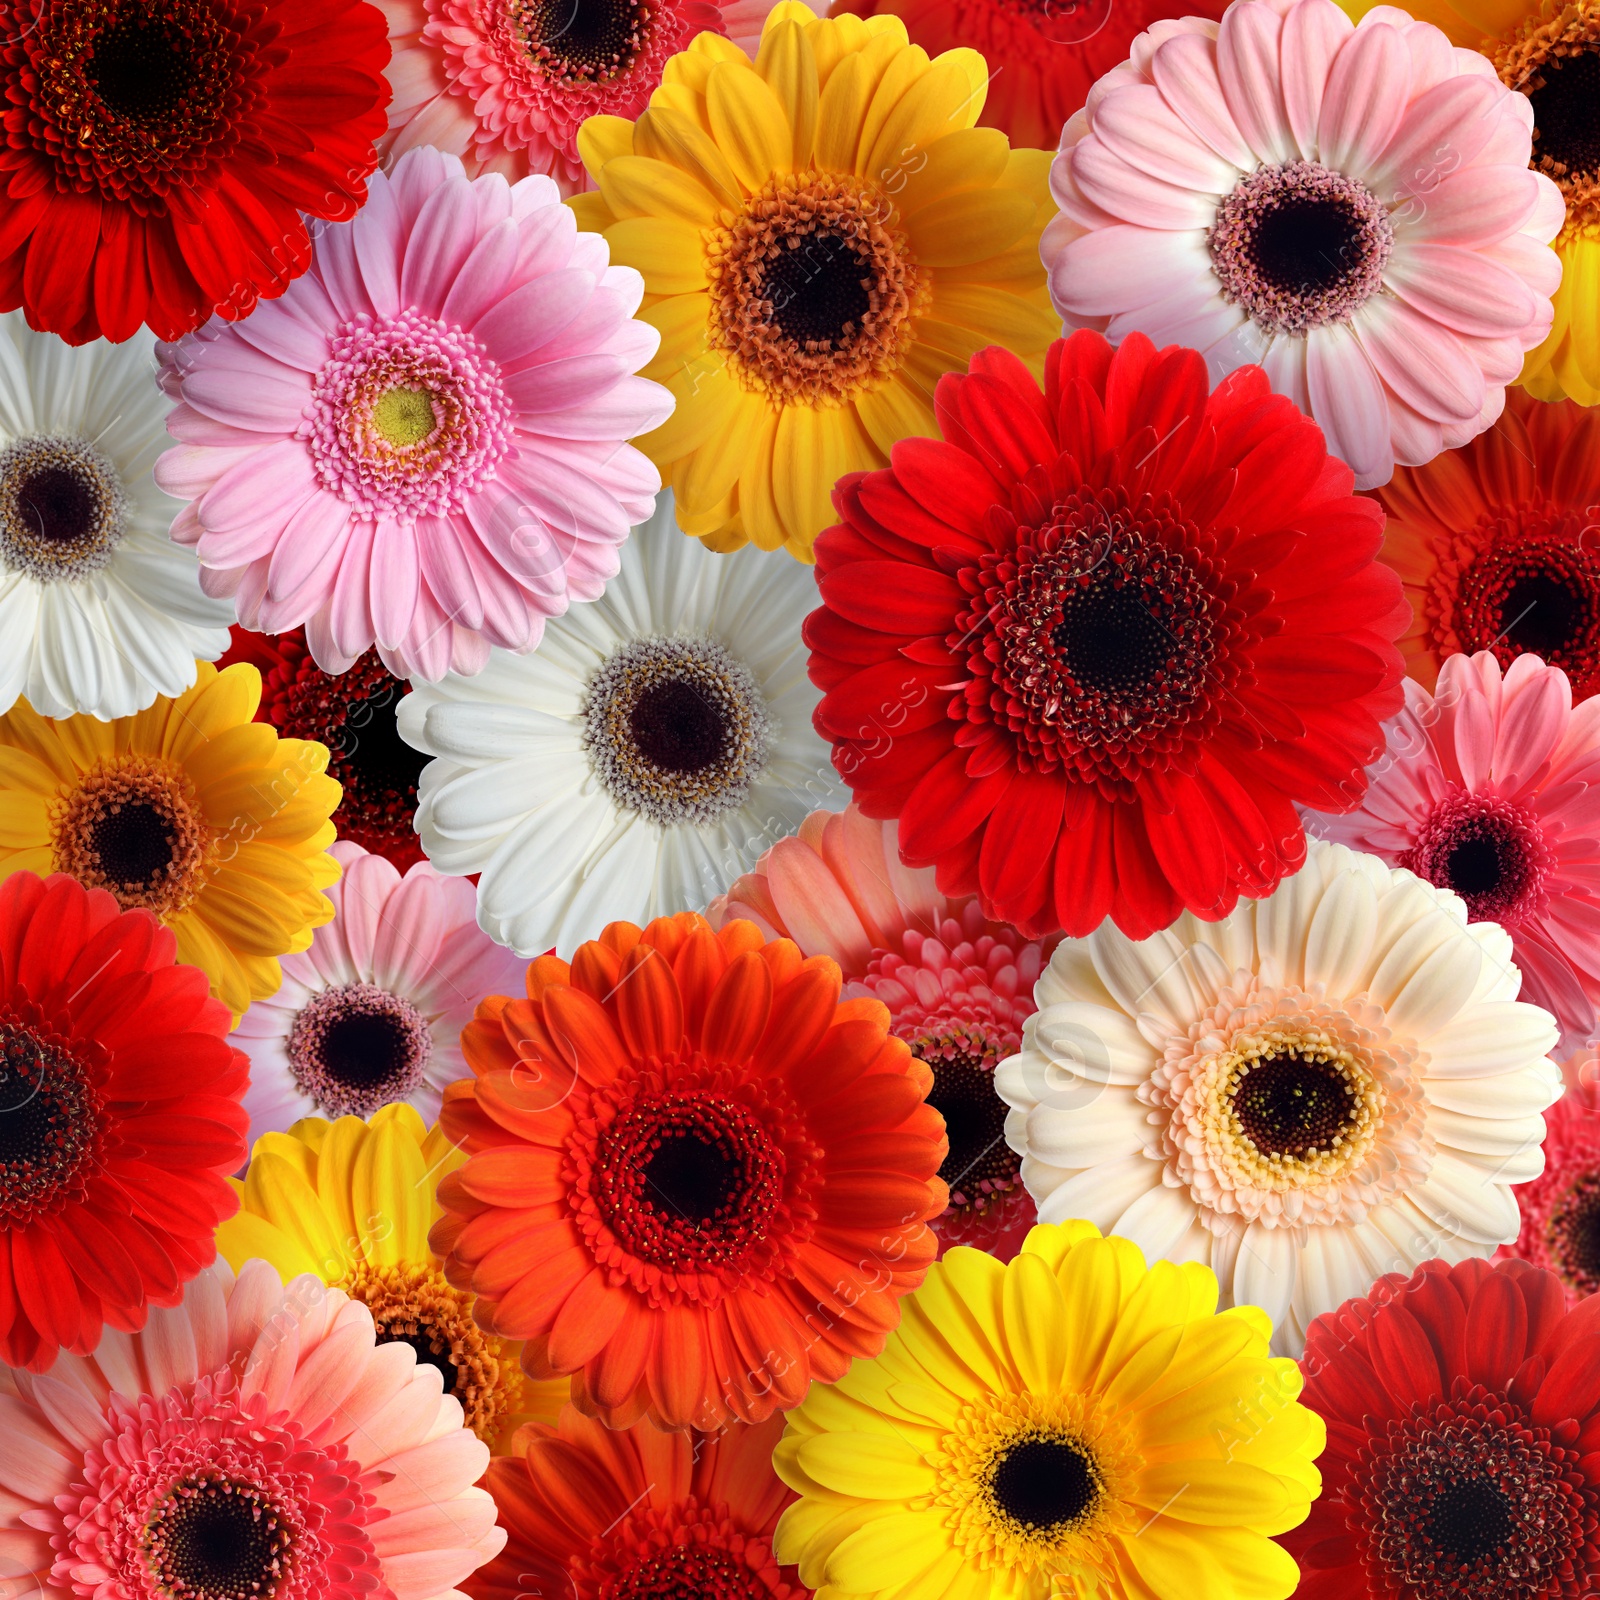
<box><xmin>0</xmin><ymin>314</ymin><xmax>232</xmax><ymax>718</ymax></box>
<box><xmin>399</xmin><ymin>490</ymin><xmax>842</xmax><ymax>954</ymax></box>
<box><xmin>996</xmin><ymin>838</ymin><xmax>1563</xmax><ymax>1354</ymax></box>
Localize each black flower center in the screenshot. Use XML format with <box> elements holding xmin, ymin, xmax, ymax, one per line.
<box><xmin>89</xmin><ymin>16</ymin><xmax>198</xmax><ymax>123</ymax></box>
<box><xmin>1427</xmin><ymin>1478</ymin><xmax>1516</xmax><ymax>1563</ymax></box>
<box><xmin>144</xmin><ymin>1476</ymin><xmax>292</xmax><ymax>1600</ymax></box>
<box><xmin>286</xmin><ymin>983</ymin><xmax>431</xmax><ymax>1119</ymax></box>
<box><xmin>629</xmin><ymin>678</ymin><xmax>729</xmax><ymax>776</ymax></box>
<box><xmin>515</xmin><ymin>0</ymin><xmax>650</xmax><ymax>82</ymax></box>
<box><xmin>989</xmin><ymin>1438</ymin><xmax>1100</xmax><ymax>1531</ymax></box>
<box><xmin>1445</xmin><ymin>835</ymin><xmax>1504</xmax><ymax>898</ymax></box>
<box><xmin>1499</xmin><ymin>571</ymin><xmax>1588</xmax><ymax>659</ymax></box>
<box><xmin>923</xmin><ymin>1051</ymin><xmax>1016</xmax><ymax>1198</ymax></box>
<box><xmin>376</xmin><ymin>1323</ymin><xmax>462</xmax><ymax>1398</ymax></box>
<box><xmin>89</xmin><ymin>801</ymin><xmax>176</xmax><ymax>891</ymax></box>
<box><xmin>336</xmin><ymin>678</ymin><xmax>430</xmax><ymax>801</ymax></box>
<box><xmin>1528</xmin><ymin>48</ymin><xmax>1600</xmax><ymax>178</ymax></box>
<box><xmin>764</xmin><ymin>235</ymin><xmax>874</xmax><ymax>347</ymax></box>
<box><xmin>1548</xmin><ymin>1172</ymin><xmax>1600</xmax><ymax>1295</ymax></box>
<box><xmin>1052</xmin><ymin>578</ymin><xmax>1176</xmax><ymax>698</ymax></box>
<box><xmin>1403</xmin><ymin>791</ymin><xmax>1547</xmax><ymax>928</ymax></box>
<box><xmin>1251</xmin><ymin>198</ymin><xmax>1364</xmax><ymax>294</ymax></box>
<box><xmin>644</xmin><ymin>1128</ymin><xmax>741</xmax><ymax>1224</ymax></box>
<box><xmin>320</xmin><ymin>1011</ymin><xmax>414</xmax><ymax>1092</ymax></box>
<box><xmin>1231</xmin><ymin>1053</ymin><xmax>1357</xmax><ymax>1158</ymax></box>
<box><xmin>0</xmin><ymin>1021</ymin><xmax>104</xmax><ymax>1228</ymax></box>
<box><xmin>14</xmin><ymin>466</ymin><xmax>97</xmax><ymax>548</ymax></box>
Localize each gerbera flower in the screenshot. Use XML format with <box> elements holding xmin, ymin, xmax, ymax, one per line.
<box><xmin>1498</xmin><ymin>1092</ymin><xmax>1600</xmax><ymax>1303</ymax></box>
<box><xmin>154</xmin><ymin>144</ymin><xmax>672</xmax><ymax>682</ymax></box>
<box><xmin>216</xmin><ymin>1104</ymin><xmax>567</xmax><ymax>1453</ymax></box>
<box><xmin>1285</xmin><ymin>1256</ymin><xmax>1600</xmax><ymax>1598</ymax></box>
<box><xmin>1374</xmin><ymin>387</ymin><xmax>1600</xmax><ymax>700</ymax></box>
<box><xmin>0</xmin><ymin>661</ymin><xmax>342</xmax><ymax>1017</ymax></box>
<box><xmin>773</xmin><ymin>1219</ymin><xmax>1322</xmax><ymax>1599</ymax></box>
<box><xmin>0</xmin><ymin>1257</ymin><xmax>506</xmax><ymax>1600</ymax></box>
<box><xmin>713</xmin><ymin>802</ymin><xmax>1048</xmax><ymax>1257</ymax></box>
<box><xmin>1043</xmin><ymin>0</ymin><xmax>1565</xmax><ymax>490</ymax></box>
<box><xmin>400</xmin><ymin>491</ymin><xmax>840</xmax><ymax>956</ymax></box>
<box><xmin>0</xmin><ymin>872</ymin><xmax>247</xmax><ymax>1372</ymax></box>
<box><xmin>0</xmin><ymin>315</ymin><xmax>233</xmax><ymax>721</ymax></box>
<box><xmin>807</xmin><ymin>332</ymin><xmax>1410</xmax><ymax>941</ymax></box>
<box><xmin>431</xmin><ymin>911</ymin><xmax>948</xmax><ymax>1430</ymax></box>
<box><xmin>996</xmin><ymin>838</ymin><xmax>1563</xmax><ymax>1354</ymax></box>
<box><xmin>0</xmin><ymin>0</ymin><xmax>390</xmax><ymax>345</ymax></box>
<box><xmin>375</xmin><ymin>0</ymin><xmax>782</xmax><ymax>193</ymax></box>
<box><xmin>1307</xmin><ymin>651</ymin><xmax>1600</xmax><ymax>1055</ymax></box>
<box><xmin>220</xmin><ymin>625</ymin><xmax>428</xmax><ymax>870</ymax></box>
<box><xmin>473</xmin><ymin>1406</ymin><xmax>800</xmax><ymax>1600</ymax></box>
<box><xmin>1338</xmin><ymin>0</ymin><xmax>1600</xmax><ymax>405</ymax></box>
<box><xmin>569</xmin><ymin>2</ymin><xmax>1060</xmax><ymax>560</ymax></box>
<box><xmin>829</xmin><ymin>0</ymin><xmax>1228</xmax><ymax>150</ymax></box>
<box><xmin>235</xmin><ymin>841</ymin><xmax>523</xmax><ymax>1142</ymax></box>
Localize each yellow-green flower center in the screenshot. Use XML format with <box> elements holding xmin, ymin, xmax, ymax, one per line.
<box><xmin>370</xmin><ymin>386</ymin><xmax>437</xmax><ymax>447</ymax></box>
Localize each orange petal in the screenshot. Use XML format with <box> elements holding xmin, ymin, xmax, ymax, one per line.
<box><xmin>701</xmin><ymin>950</ymin><xmax>774</xmax><ymax>1064</ymax></box>
<box><xmin>614</xmin><ymin>943</ymin><xmax>684</xmax><ymax>1061</ymax></box>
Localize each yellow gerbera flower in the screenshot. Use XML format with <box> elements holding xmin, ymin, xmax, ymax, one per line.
<box><xmin>570</xmin><ymin>2</ymin><xmax>1059</xmax><ymax>561</ymax></box>
<box><xmin>772</xmin><ymin>1220</ymin><xmax>1323</xmax><ymax>1600</ymax></box>
<box><xmin>0</xmin><ymin>660</ymin><xmax>339</xmax><ymax>1016</ymax></box>
<box><xmin>217</xmin><ymin>1103</ymin><xmax>568</xmax><ymax>1454</ymax></box>
<box><xmin>1341</xmin><ymin>0</ymin><xmax>1600</xmax><ymax>403</ymax></box>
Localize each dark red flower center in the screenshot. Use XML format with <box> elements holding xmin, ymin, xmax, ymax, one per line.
<box><xmin>1231</xmin><ymin>1051</ymin><xmax>1360</xmax><ymax>1159</ymax></box>
<box><xmin>571</xmin><ymin>1500</ymin><xmax>796</xmax><ymax>1600</ymax></box>
<box><xmin>513</xmin><ymin>0</ymin><xmax>653</xmax><ymax>85</ymax></box>
<box><xmin>1547</xmin><ymin>1169</ymin><xmax>1600</xmax><ymax>1296</ymax></box>
<box><xmin>0</xmin><ymin>1017</ymin><xmax>105</xmax><ymax>1225</ymax></box>
<box><xmin>262</xmin><ymin>644</ymin><xmax>427</xmax><ymax>871</ymax></box>
<box><xmin>1428</xmin><ymin>508</ymin><xmax>1600</xmax><ymax>699</ymax></box>
<box><xmin>1400</xmin><ymin>788</ymin><xmax>1552</xmax><ymax>928</ymax></box>
<box><xmin>285</xmin><ymin>982</ymin><xmax>431</xmax><ymax>1118</ymax></box>
<box><xmin>1354</xmin><ymin>1384</ymin><xmax>1599</xmax><ymax>1600</ymax></box>
<box><xmin>142</xmin><ymin>1474</ymin><xmax>294</xmax><ymax>1600</ymax></box>
<box><xmin>916</xmin><ymin>1033</ymin><xmax>1020</xmax><ymax>1213</ymax></box>
<box><xmin>16</xmin><ymin>0</ymin><xmax>265</xmax><ymax>204</ymax></box>
<box><xmin>955</xmin><ymin>484</ymin><xmax>1239</xmax><ymax>790</ymax></box>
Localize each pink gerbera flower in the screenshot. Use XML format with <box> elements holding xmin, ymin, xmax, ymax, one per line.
<box><xmin>1308</xmin><ymin>650</ymin><xmax>1600</xmax><ymax>1054</ymax></box>
<box><xmin>1500</xmin><ymin>1091</ymin><xmax>1600</xmax><ymax>1304</ymax></box>
<box><xmin>712</xmin><ymin>803</ymin><xmax>1050</xmax><ymax>1258</ymax></box>
<box><xmin>154</xmin><ymin>145</ymin><xmax>672</xmax><ymax>682</ymax></box>
<box><xmin>375</xmin><ymin>0</ymin><xmax>782</xmax><ymax>193</ymax></box>
<box><xmin>1043</xmin><ymin>0</ymin><xmax>1564</xmax><ymax>489</ymax></box>
<box><xmin>0</xmin><ymin>1259</ymin><xmax>505</xmax><ymax>1600</ymax></box>
<box><xmin>236</xmin><ymin>841</ymin><xmax>522</xmax><ymax>1144</ymax></box>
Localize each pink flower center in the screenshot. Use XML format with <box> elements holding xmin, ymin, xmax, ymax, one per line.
<box><xmin>286</xmin><ymin>981</ymin><xmax>431</xmax><ymax>1117</ymax></box>
<box><xmin>1208</xmin><ymin>162</ymin><xmax>1394</xmax><ymax>334</ymax></box>
<box><xmin>51</xmin><ymin>1373</ymin><xmax>385</xmax><ymax>1600</ymax></box>
<box><xmin>304</xmin><ymin>312</ymin><xmax>513</xmax><ymax>521</ymax></box>
<box><xmin>513</xmin><ymin>0</ymin><xmax>654</xmax><ymax>86</ymax></box>
<box><xmin>1400</xmin><ymin>788</ymin><xmax>1553</xmax><ymax>929</ymax></box>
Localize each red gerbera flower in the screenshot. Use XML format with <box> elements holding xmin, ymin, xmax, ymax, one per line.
<box><xmin>0</xmin><ymin>0</ymin><xmax>391</xmax><ymax>344</ymax></box>
<box><xmin>220</xmin><ymin>625</ymin><xmax>425</xmax><ymax>871</ymax></box>
<box><xmin>432</xmin><ymin>912</ymin><xmax>948</xmax><ymax>1431</ymax></box>
<box><xmin>1498</xmin><ymin>1092</ymin><xmax>1600</xmax><ymax>1306</ymax></box>
<box><xmin>471</xmin><ymin>1407</ymin><xmax>804</xmax><ymax>1600</ymax></box>
<box><xmin>0</xmin><ymin>872</ymin><xmax>248</xmax><ymax>1371</ymax></box>
<box><xmin>1286</xmin><ymin>1256</ymin><xmax>1600</xmax><ymax>1599</ymax></box>
<box><xmin>828</xmin><ymin>0</ymin><xmax>1227</xmax><ymax>151</ymax></box>
<box><xmin>806</xmin><ymin>332</ymin><xmax>1410</xmax><ymax>940</ymax></box>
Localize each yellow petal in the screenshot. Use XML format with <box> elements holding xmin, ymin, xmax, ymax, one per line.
<box><xmin>0</xmin><ymin>791</ymin><xmax>48</xmax><ymax>848</ymax></box>
<box><xmin>904</xmin><ymin>186</ymin><xmax>1036</xmax><ymax>268</ymax></box>
<box><xmin>926</xmin><ymin>283</ymin><xmax>1060</xmax><ymax>353</ymax></box>
<box><xmin>576</xmin><ymin>114</ymin><xmax>636</xmax><ymax>176</ymax></box>
<box><xmin>813</xmin><ymin>51</ymin><xmax>874</xmax><ymax>172</ymax></box>
<box><xmin>638</xmin><ymin>349</ymin><xmax>740</xmax><ymax>465</ymax></box>
<box><xmin>773</xmin><ymin>401</ymin><xmax>877</xmax><ymax>549</ymax></box>
<box><xmin>854</xmin><ymin>39</ymin><xmax>928</xmax><ymax>179</ymax></box>
<box><xmin>756</xmin><ymin>16</ymin><xmax>819</xmax><ymax>170</ymax></box>
<box><xmin>795</xmin><ymin>1434</ymin><xmax>936</xmax><ymax>1499</ymax></box>
<box><xmin>864</xmin><ymin>50</ymin><xmax>988</xmax><ymax>188</ymax></box>
<box><xmin>215</xmin><ymin>1209</ymin><xmax>320</xmax><ymax>1281</ymax></box>
<box><xmin>567</xmin><ymin>190</ymin><xmax>617</xmax><ymax>234</ymax></box>
<box><xmin>165</xmin><ymin>662</ymin><xmax>260</xmax><ymax>763</ymax></box>
<box><xmin>825</xmin><ymin>1510</ymin><xmax>948</xmax><ymax>1591</ymax></box>
<box><xmin>604</xmin><ymin>217</ymin><xmax>709</xmax><ymax>296</ymax></box>
<box><xmin>243</xmin><ymin>1152</ymin><xmax>345</xmax><ymax>1277</ymax></box>
<box><xmin>736</xmin><ymin>404</ymin><xmax>787</xmax><ymax>551</ymax></box>
<box><xmin>1133</xmin><ymin>1459</ymin><xmax>1294</xmax><ymax>1528</ymax></box>
<box><xmin>1123</xmin><ymin>1519</ymin><xmax>1304</xmax><ymax>1600</ymax></box>
<box><xmin>1001</xmin><ymin>1248</ymin><xmax>1067</xmax><ymax>1393</ymax></box>
<box><xmin>681</xmin><ymin>384</ymin><xmax>767</xmax><ymax>508</ymax></box>
<box><xmin>706</xmin><ymin>58</ymin><xmax>792</xmax><ymax>189</ymax></box>
<box><xmin>635</xmin><ymin>104</ymin><xmax>744</xmax><ymax>209</ymax></box>
<box><xmin>356</xmin><ymin>1111</ymin><xmax>431</xmax><ymax>1266</ymax></box>
<box><xmin>312</xmin><ymin>1115</ymin><xmax>367</xmax><ymax>1268</ymax></box>
<box><xmin>892</xmin><ymin>125</ymin><xmax>1010</xmax><ymax>215</ymax></box>
<box><xmin>599</xmin><ymin>154</ymin><xmax>722</xmax><ymax>224</ymax></box>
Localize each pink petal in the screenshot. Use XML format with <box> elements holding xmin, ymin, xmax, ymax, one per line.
<box><xmin>1307</xmin><ymin>322</ymin><xmax>1391</xmax><ymax>487</ymax></box>
<box><xmin>1280</xmin><ymin>0</ymin><xmax>1353</xmax><ymax>160</ymax></box>
<box><xmin>314</xmin><ymin>205</ymin><xmax>374</xmax><ymax>323</ymax></box>
<box><xmin>764</xmin><ymin>836</ymin><xmax>875</xmax><ymax>970</ymax></box>
<box><xmin>1090</xmin><ymin>83</ymin><xmax>1239</xmax><ymax>193</ymax></box>
<box><xmin>1494</xmin><ymin>653</ymin><xmax>1571</xmax><ymax>790</ymax></box>
<box><xmin>351</xmin><ymin>174</ymin><xmax>405</xmax><ymax>319</ymax></box>
<box><xmin>1403</xmin><ymin>165</ymin><xmax>1541</xmax><ymax>248</ymax></box>
<box><xmin>1317</xmin><ymin>20</ymin><xmax>1410</xmax><ymax>177</ymax></box>
<box><xmin>265</xmin><ymin>491</ymin><xmax>356</xmax><ymax>609</ymax></box>
<box><xmin>1050</xmin><ymin>223</ymin><xmax>1213</xmax><ymax>318</ymax></box>
<box><xmin>1385</xmin><ymin>241</ymin><xmax>1541</xmax><ymax>337</ymax></box>
<box><xmin>197</xmin><ymin>438</ymin><xmax>318</xmax><ymax>532</ymax></box>
<box><xmin>512</xmin><ymin>189</ymin><xmax>579</xmax><ymax>277</ymax></box>
<box><xmin>229</xmin><ymin>294</ymin><xmax>334</xmax><ymax>371</ymax></box>
<box><xmin>516</xmin><ymin>375</ymin><xmax>674</xmax><ymax>440</ymax></box>
<box><xmin>369</xmin><ymin>870</ymin><xmax>447</xmax><ymax>996</ymax></box>
<box><xmin>440</xmin><ymin>216</ymin><xmax>521</xmax><ymax>330</ymax></box>
<box><xmin>370</xmin><ymin>518</ymin><xmax>423</xmax><ymax>652</ymax></box>
<box><xmin>470</xmin><ymin>268</ymin><xmax>596</xmax><ymax>363</ymax></box>
<box><xmin>416</xmin><ymin>513</ymin><xmax>486</xmax><ymax>632</ymax></box>
<box><xmin>400</xmin><ymin>175</ymin><xmax>481</xmax><ymax>311</ymax></box>
<box><xmin>1369</xmin><ymin>75</ymin><xmax>1500</xmax><ymax>203</ymax></box>
<box><xmin>328</xmin><ymin>519</ymin><xmax>378</xmax><ymax>662</ymax></box>
<box><xmin>1150</xmin><ymin>31</ymin><xmax>1256</xmax><ymax>168</ymax></box>
<box><xmin>1356</xmin><ymin>297</ymin><xmax>1486</xmax><ymax>424</ymax></box>
<box><xmin>180</xmin><ymin>362</ymin><xmax>312</xmax><ymax>432</ymax></box>
<box><xmin>1070</xmin><ymin>137</ymin><xmax>1220</xmax><ymax>228</ymax></box>
<box><xmin>503</xmin><ymin>352</ymin><xmax>633</xmax><ymax>413</ymax></box>
<box><xmin>1216</xmin><ymin>0</ymin><xmax>1295</xmax><ymax>165</ymax></box>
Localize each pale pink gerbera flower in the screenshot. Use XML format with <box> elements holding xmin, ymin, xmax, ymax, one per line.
<box><xmin>1043</xmin><ymin>0</ymin><xmax>1565</xmax><ymax>489</ymax></box>
<box><xmin>154</xmin><ymin>146</ymin><xmax>672</xmax><ymax>682</ymax></box>
<box><xmin>375</xmin><ymin>0</ymin><xmax>788</xmax><ymax>193</ymax></box>
<box><xmin>711</xmin><ymin>803</ymin><xmax>1052</xmax><ymax>1258</ymax></box>
<box><xmin>0</xmin><ymin>1259</ymin><xmax>505</xmax><ymax>1600</ymax></box>
<box><xmin>1308</xmin><ymin>650</ymin><xmax>1600</xmax><ymax>1056</ymax></box>
<box><xmin>236</xmin><ymin>841</ymin><xmax>523</xmax><ymax>1145</ymax></box>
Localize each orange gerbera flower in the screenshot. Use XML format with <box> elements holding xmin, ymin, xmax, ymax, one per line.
<box><xmin>432</xmin><ymin>913</ymin><xmax>948</xmax><ymax>1432</ymax></box>
<box><xmin>1376</xmin><ymin>387</ymin><xmax>1600</xmax><ymax>700</ymax></box>
<box><xmin>471</xmin><ymin>1407</ymin><xmax>802</xmax><ymax>1600</ymax></box>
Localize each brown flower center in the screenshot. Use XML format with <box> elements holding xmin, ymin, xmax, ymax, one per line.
<box><xmin>0</xmin><ymin>436</ymin><xmax>127</xmax><ymax>583</ymax></box>
<box><xmin>706</xmin><ymin>171</ymin><xmax>929</xmax><ymax>406</ymax></box>
<box><xmin>51</xmin><ymin>757</ymin><xmax>212</xmax><ymax>919</ymax></box>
